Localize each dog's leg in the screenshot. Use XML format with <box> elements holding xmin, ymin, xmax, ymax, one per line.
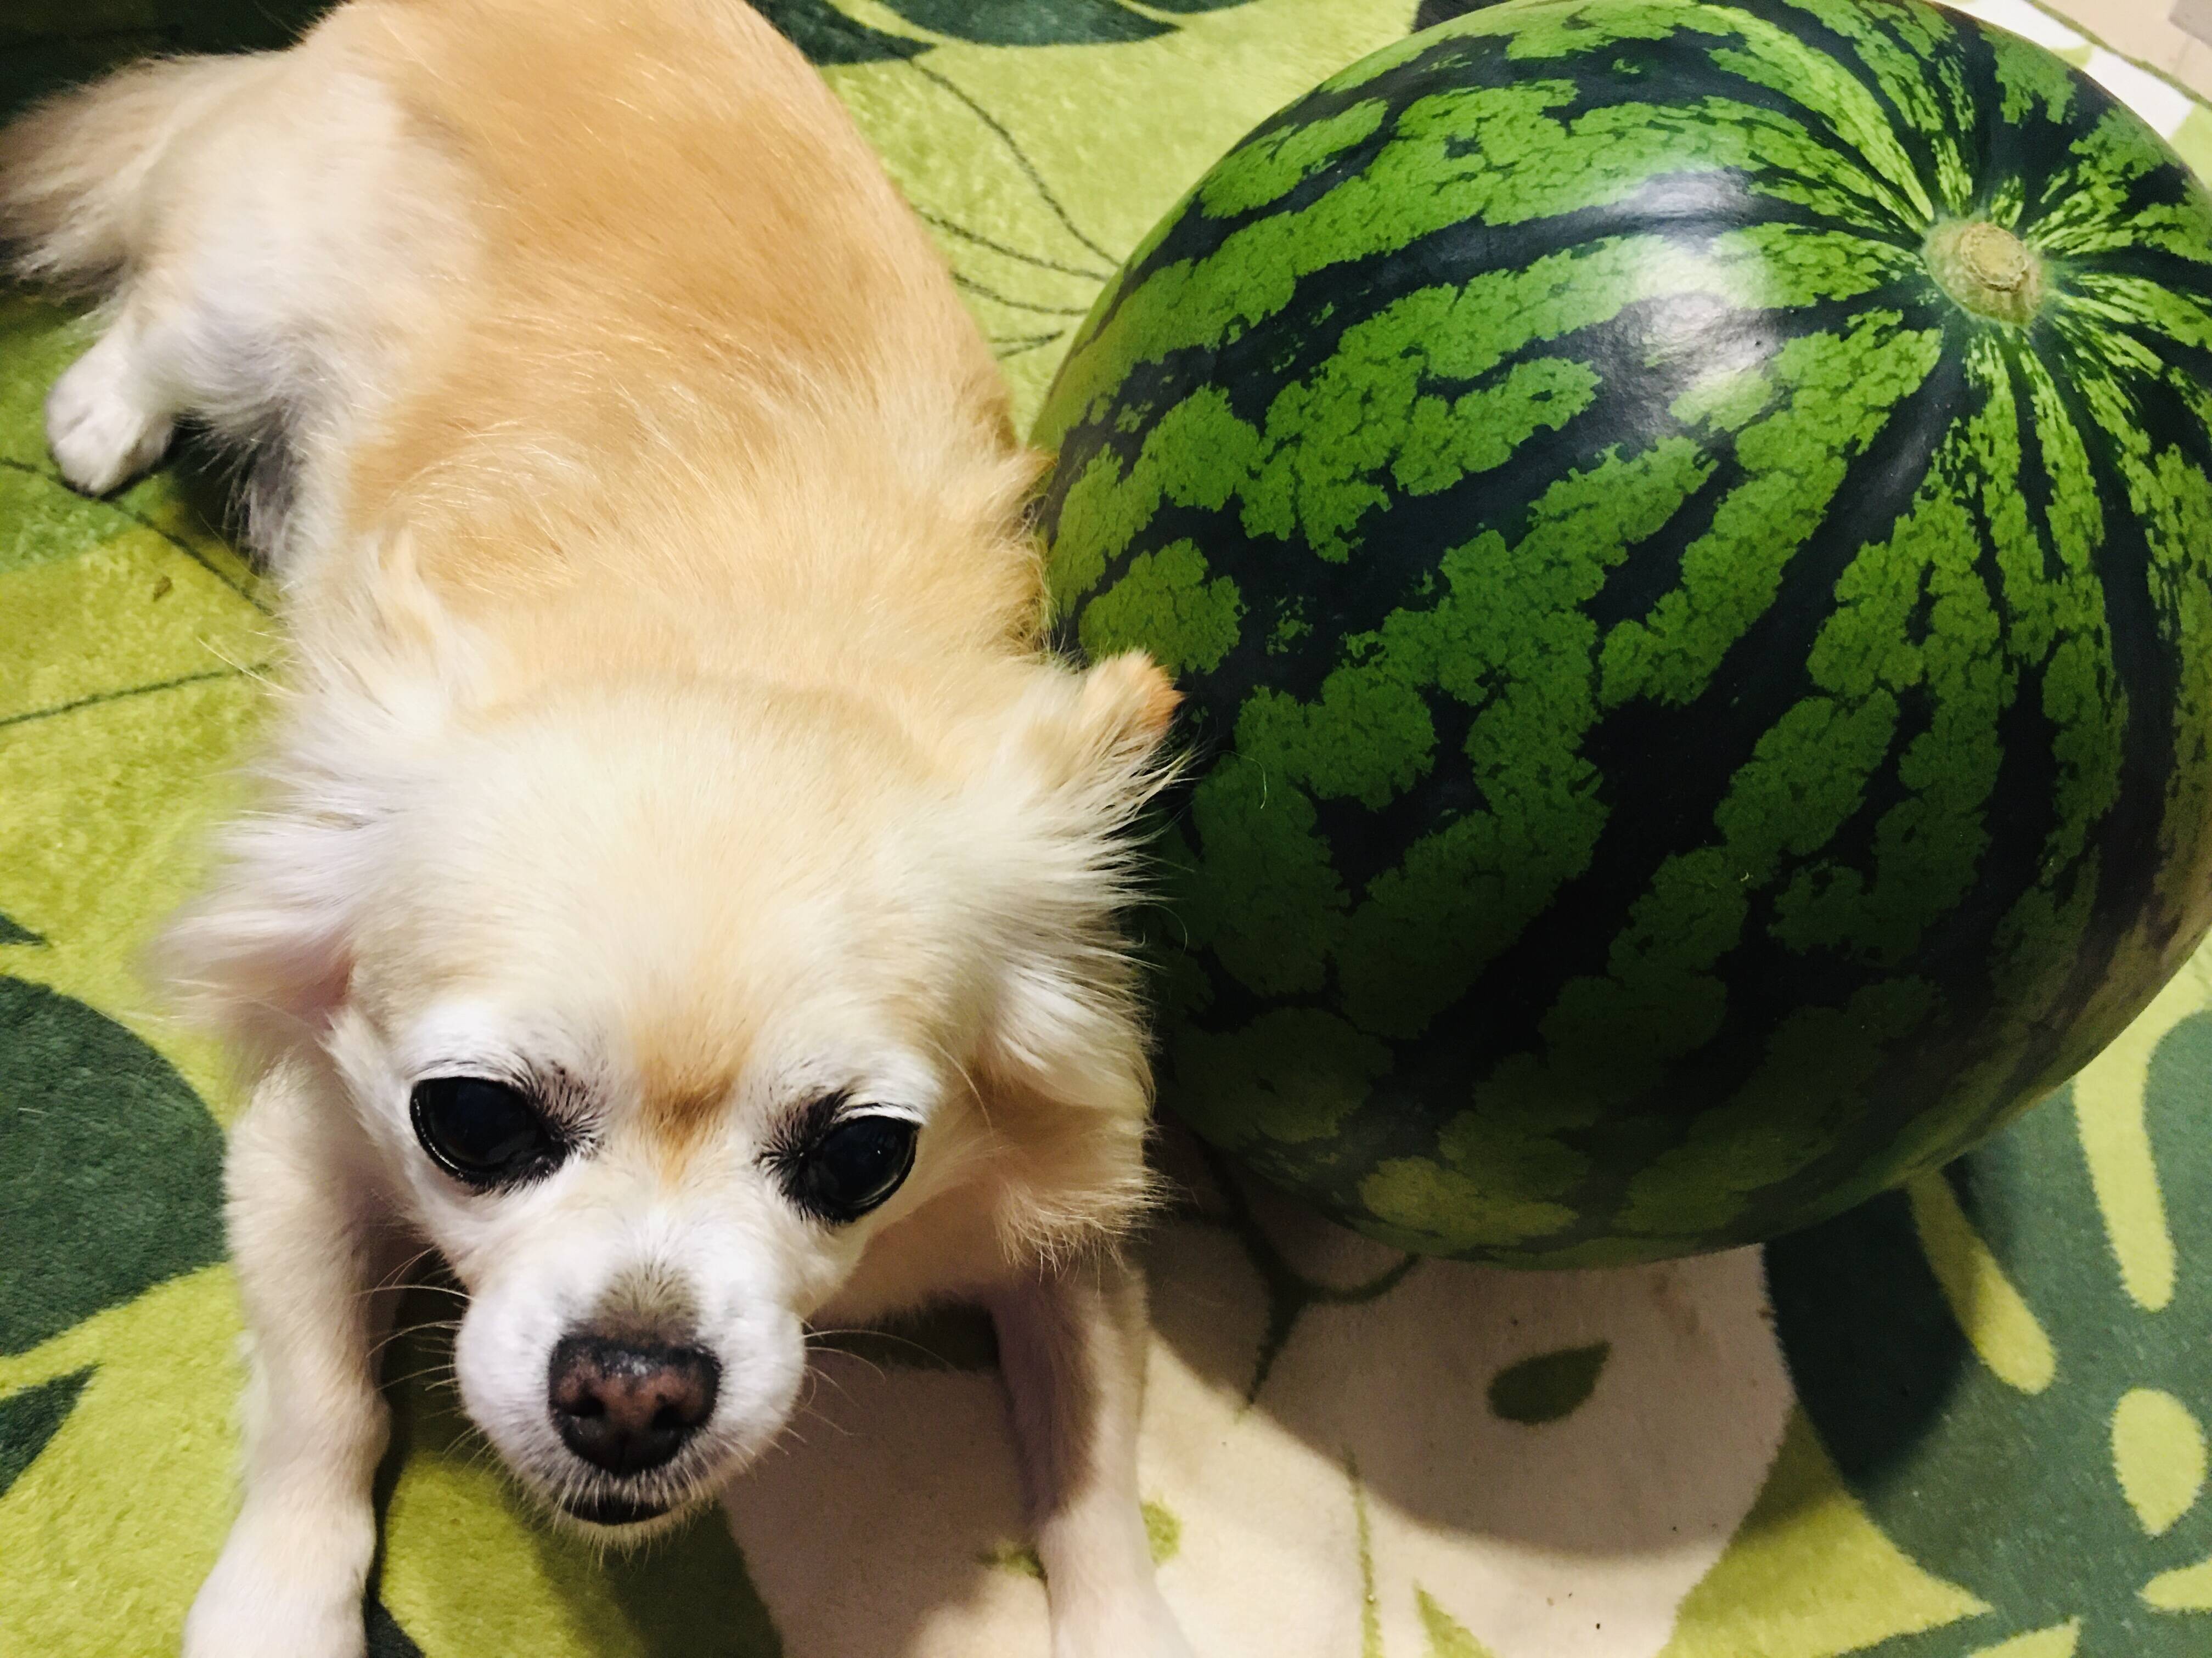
<box><xmin>1</xmin><ymin>56</ymin><xmax>266</xmax><ymax>497</ymax></box>
<box><xmin>44</xmin><ymin>292</ymin><xmax>183</xmax><ymax>494</ymax></box>
<box><xmin>185</xmin><ymin>1057</ymin><xmax>395</xmax><ymax>1658</ymax></box>
<box><xmin>2</xmin><ymin>45</ymin><xmax>446</xmax><ymax>562</ymax></box>
<box><xmin>990</xmin><ymin>1254</ymin><xmax>1195</xmax><ymax>1658</ymax></box>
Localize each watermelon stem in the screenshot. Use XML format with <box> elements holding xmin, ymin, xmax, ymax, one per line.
<box><xmin>1923</xmin><ymin>219</ymin><xmax>2046</xmax><ymax>325</ymax></box>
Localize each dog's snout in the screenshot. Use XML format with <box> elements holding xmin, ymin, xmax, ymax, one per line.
<box><xmin>547</xmin><ymin>1333</ymin><xmax>719</xmax><ymax>1476</ymax></box>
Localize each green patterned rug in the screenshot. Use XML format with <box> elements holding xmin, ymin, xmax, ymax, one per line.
<box><xmin>3</xmin><ymin>3</ymin><xmax>2210</xmax><ymax>1655</ymax></box>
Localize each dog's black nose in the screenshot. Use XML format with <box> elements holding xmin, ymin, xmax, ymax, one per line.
<box><xmin>547</xmin><ymin>1334</ymin><xmax>719</xmax><ymax>1476</ymax></box>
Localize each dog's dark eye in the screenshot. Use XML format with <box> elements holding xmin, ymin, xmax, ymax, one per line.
<box><xmin>410</xmin><ymin>1076</ymin><xmax>564</xmax><ymax>1188</ymax></box>
<box><xmin>790</xmin><ymin>1114</ymin><xmax>917</xmax><ymax>1222</ymax></box>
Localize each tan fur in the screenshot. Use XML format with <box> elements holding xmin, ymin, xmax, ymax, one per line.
<box><xmin>323</xmin><ymin>0</ymin><xmax>1042</xmax><ymax>635</ymax></box>
<box><xmin>2</xmin><ymin>5</ymin><xmax>1193</xmax><ymax>1655</ymax></box>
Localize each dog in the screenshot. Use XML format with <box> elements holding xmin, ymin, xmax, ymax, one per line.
<box><xmin>0</xmin><ymin>3</ymin><xmax>1192</xmax><ymax>1654</ymax></box>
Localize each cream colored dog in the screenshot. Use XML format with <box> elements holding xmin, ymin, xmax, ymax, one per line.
<box><xmin>0</xmin><ymin>3</ymin><xmax>1191</xmax><ymax>1655</ymax></box>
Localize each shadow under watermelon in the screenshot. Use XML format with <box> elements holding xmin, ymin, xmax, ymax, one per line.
<box><xmin>1143</xmin><ymin>1130</ymin><xmax>1793</xmax><ymax>1560</ymax></box>
<box><xmin>1769</xmin><ymin>1014</ymin><xmax>2212</xmax><ymax>1654</ymax></box>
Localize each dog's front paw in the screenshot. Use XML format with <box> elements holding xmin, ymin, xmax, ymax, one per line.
<box><xmin>45</xmin><ymin>341</ymin><xmax>172</xmax><ymax>495</ymax></box>
<box><xmin>1130</xmin><ymin>1604</ymin><xmax>1200</xmax><ymax>1658</ymax></box>
<box><xmin>1053</xmin><ymin>1588</ymin><xmax>1197</xmax><ymax>1658</ymax></box>
<box><xmin>183</xmin><ymin>1512</ymin><xmax>371</xmax><ymax>1658</ymax></box>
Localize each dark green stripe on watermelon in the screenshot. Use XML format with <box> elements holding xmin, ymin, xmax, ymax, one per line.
<box><xmin>1035</xmin><ymin>0</ymin><xmax>2212</xmax><ymax>1262</ymax></box>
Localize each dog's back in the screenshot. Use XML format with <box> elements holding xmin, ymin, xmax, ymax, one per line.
<box><xmin>0</xmin><ymin>0</ymin><xmax>1031</xmax><ymax>651</ymax></box>
<box><xmin>340</xmin><ymin>0</ymin><xmax>1019</xmax><ymax>546</ymax></box>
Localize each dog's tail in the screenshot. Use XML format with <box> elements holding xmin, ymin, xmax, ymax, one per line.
<box><xmin>0</xmin><ymin>53</ymin><xmax>272</xmax><ymax>291</ymax></box>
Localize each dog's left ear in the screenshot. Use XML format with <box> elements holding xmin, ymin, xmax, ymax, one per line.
<box><xmin>1011</xmin><ymin>651</ymin><xmax>1181</xmax><ymax>811</ymax></box>
<box><xmin>969</xmin><ymin>651</ymin><xmax>1180</xmax><ymax>1260</ymax></box>
<box><xmin>976</xmin><ymin>647</ymin><xmax>1179</xmax><ymax>1056</ymax></box>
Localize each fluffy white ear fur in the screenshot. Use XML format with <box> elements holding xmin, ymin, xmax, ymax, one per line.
<box><xmin>967</xmin><ymin>651</ymin><xmax>1183</xmax><ymax>1262</ymax></box>
<box><xmin>989</xmin><ymin>650</ymin><xmax>1183</xmax><ymax>989</ymax></box>
<box><xmin>153</xmin><ymin>530</ymin><xmax>481</xmax><ymax>1062</ymax></box>
<box><xmin>997</xmin><ymin>650</ymin><xmax>1181</xmax><ymax>828</ymax></box>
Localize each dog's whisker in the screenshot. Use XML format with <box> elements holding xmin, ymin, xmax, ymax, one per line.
<box><xmin>378</xmin><ymin>1363</ymin><xmax>463</xmax><ymax>1392</ymax></box>
<box><xmin>375</xmin><ymin>1267</ymin><xmax>469</xmax><ymax>1300</ymax></box>
<box><xmin>805</xmin><ymin>1352</ymin><xmax>882</xmax><ymax>1392</ymax></box>
<box><xmin>368</xmin><ymin>1323</ymin><xmax>463</xmax><ymax>1363</ymax></box>
<box><xmin>806</xmin><ymin>1324</ymin><xmax>956</xmax><ymax>1369</ymax></box>
<box><xmin>793</xmin><ymin>1367</ymin><xmax>844</xmax><ymax>1417</ymax></box>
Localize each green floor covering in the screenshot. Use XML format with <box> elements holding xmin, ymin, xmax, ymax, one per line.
<box><xmin>3</xmin><ymin>2</ymin><xmax>2211</xmax><ymax>1655</ymax></box>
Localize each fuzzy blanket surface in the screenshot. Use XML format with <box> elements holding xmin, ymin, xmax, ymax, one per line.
<box><xmin>3</xmin><ymin>3</ymin><xmax>2211</xmax><ymax>1656</ymax></box>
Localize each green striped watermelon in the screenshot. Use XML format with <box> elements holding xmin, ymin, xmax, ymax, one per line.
<box><xmin>1034</xmin><ymin>0</ymin><xmax>2212</xmax><ymax>1265</ymax></box>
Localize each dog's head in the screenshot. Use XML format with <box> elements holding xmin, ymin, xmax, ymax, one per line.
<box><xmin>162</xmin><ymin>540</ymin><xmax>1178</xmax><ymax>1532</ymax></box>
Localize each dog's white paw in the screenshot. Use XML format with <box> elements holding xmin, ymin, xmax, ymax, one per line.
<box><xmin>1053</xmin><ymin>1588</ymin><xmax>1197</xmax><ymax>1658</ymax></box>
<box><xmin>45</xmin><ymin>343</ymin><xmax>173</xmax><ymax>495</ymax></box>
<box><xmin>1132</xmin><ymin>1606</ymin><xmax>1200</xmax><ymax>1658</ymax></box>
<box><xmin>183</xmin><ymin>1515</ymin><xmax>369</xmax><ymax>1658</ymax></box>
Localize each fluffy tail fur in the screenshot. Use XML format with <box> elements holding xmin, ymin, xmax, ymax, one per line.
<box><xmin>0</xmin><ymin>53</ymin><xmax>269</xmax><ymax>290</ymax></box>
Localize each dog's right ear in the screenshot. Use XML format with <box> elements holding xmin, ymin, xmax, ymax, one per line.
<box><xmin>151</xmin><ymin>785</ymin><xmax>379</xmax><ymax>1062</ymax></box>
<box><xmin>153</xmin><ymin>529</ymin><xmax>477</xmax><ymax>1061</ymax></box>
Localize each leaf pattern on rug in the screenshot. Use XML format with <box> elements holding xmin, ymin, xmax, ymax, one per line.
<box><xmin>0</xmin><ymin>978</ymin><xmax>225</xmax><ymax>1357</ymax></box>
<box><xmin>0</xmin><ymin>1369</ymin><xmax>91</xmax><ymax>1502</ymax></box>
<box><xmin>1769</xmin><ymin>956</ymin><xmax>2212</xmax><ymax>1654</ymax></box>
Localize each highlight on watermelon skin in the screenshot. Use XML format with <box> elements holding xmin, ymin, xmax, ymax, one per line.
<box><xmin>1035</xmin><ymin>0</ymin><xmax>2212</xmax><ymax>1265</ymax></box>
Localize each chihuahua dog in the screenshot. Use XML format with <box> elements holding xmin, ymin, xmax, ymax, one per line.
<box><xmin>0</xmin><ymin>2</ymin><xmax>1192</xmax><ymax>1654</ymax></box>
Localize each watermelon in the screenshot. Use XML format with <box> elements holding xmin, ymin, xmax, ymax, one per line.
<box><xmin>1033</xmin><ymin>0</ymin><xmax>2212</xmax><ymax>1265</ymax></box>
